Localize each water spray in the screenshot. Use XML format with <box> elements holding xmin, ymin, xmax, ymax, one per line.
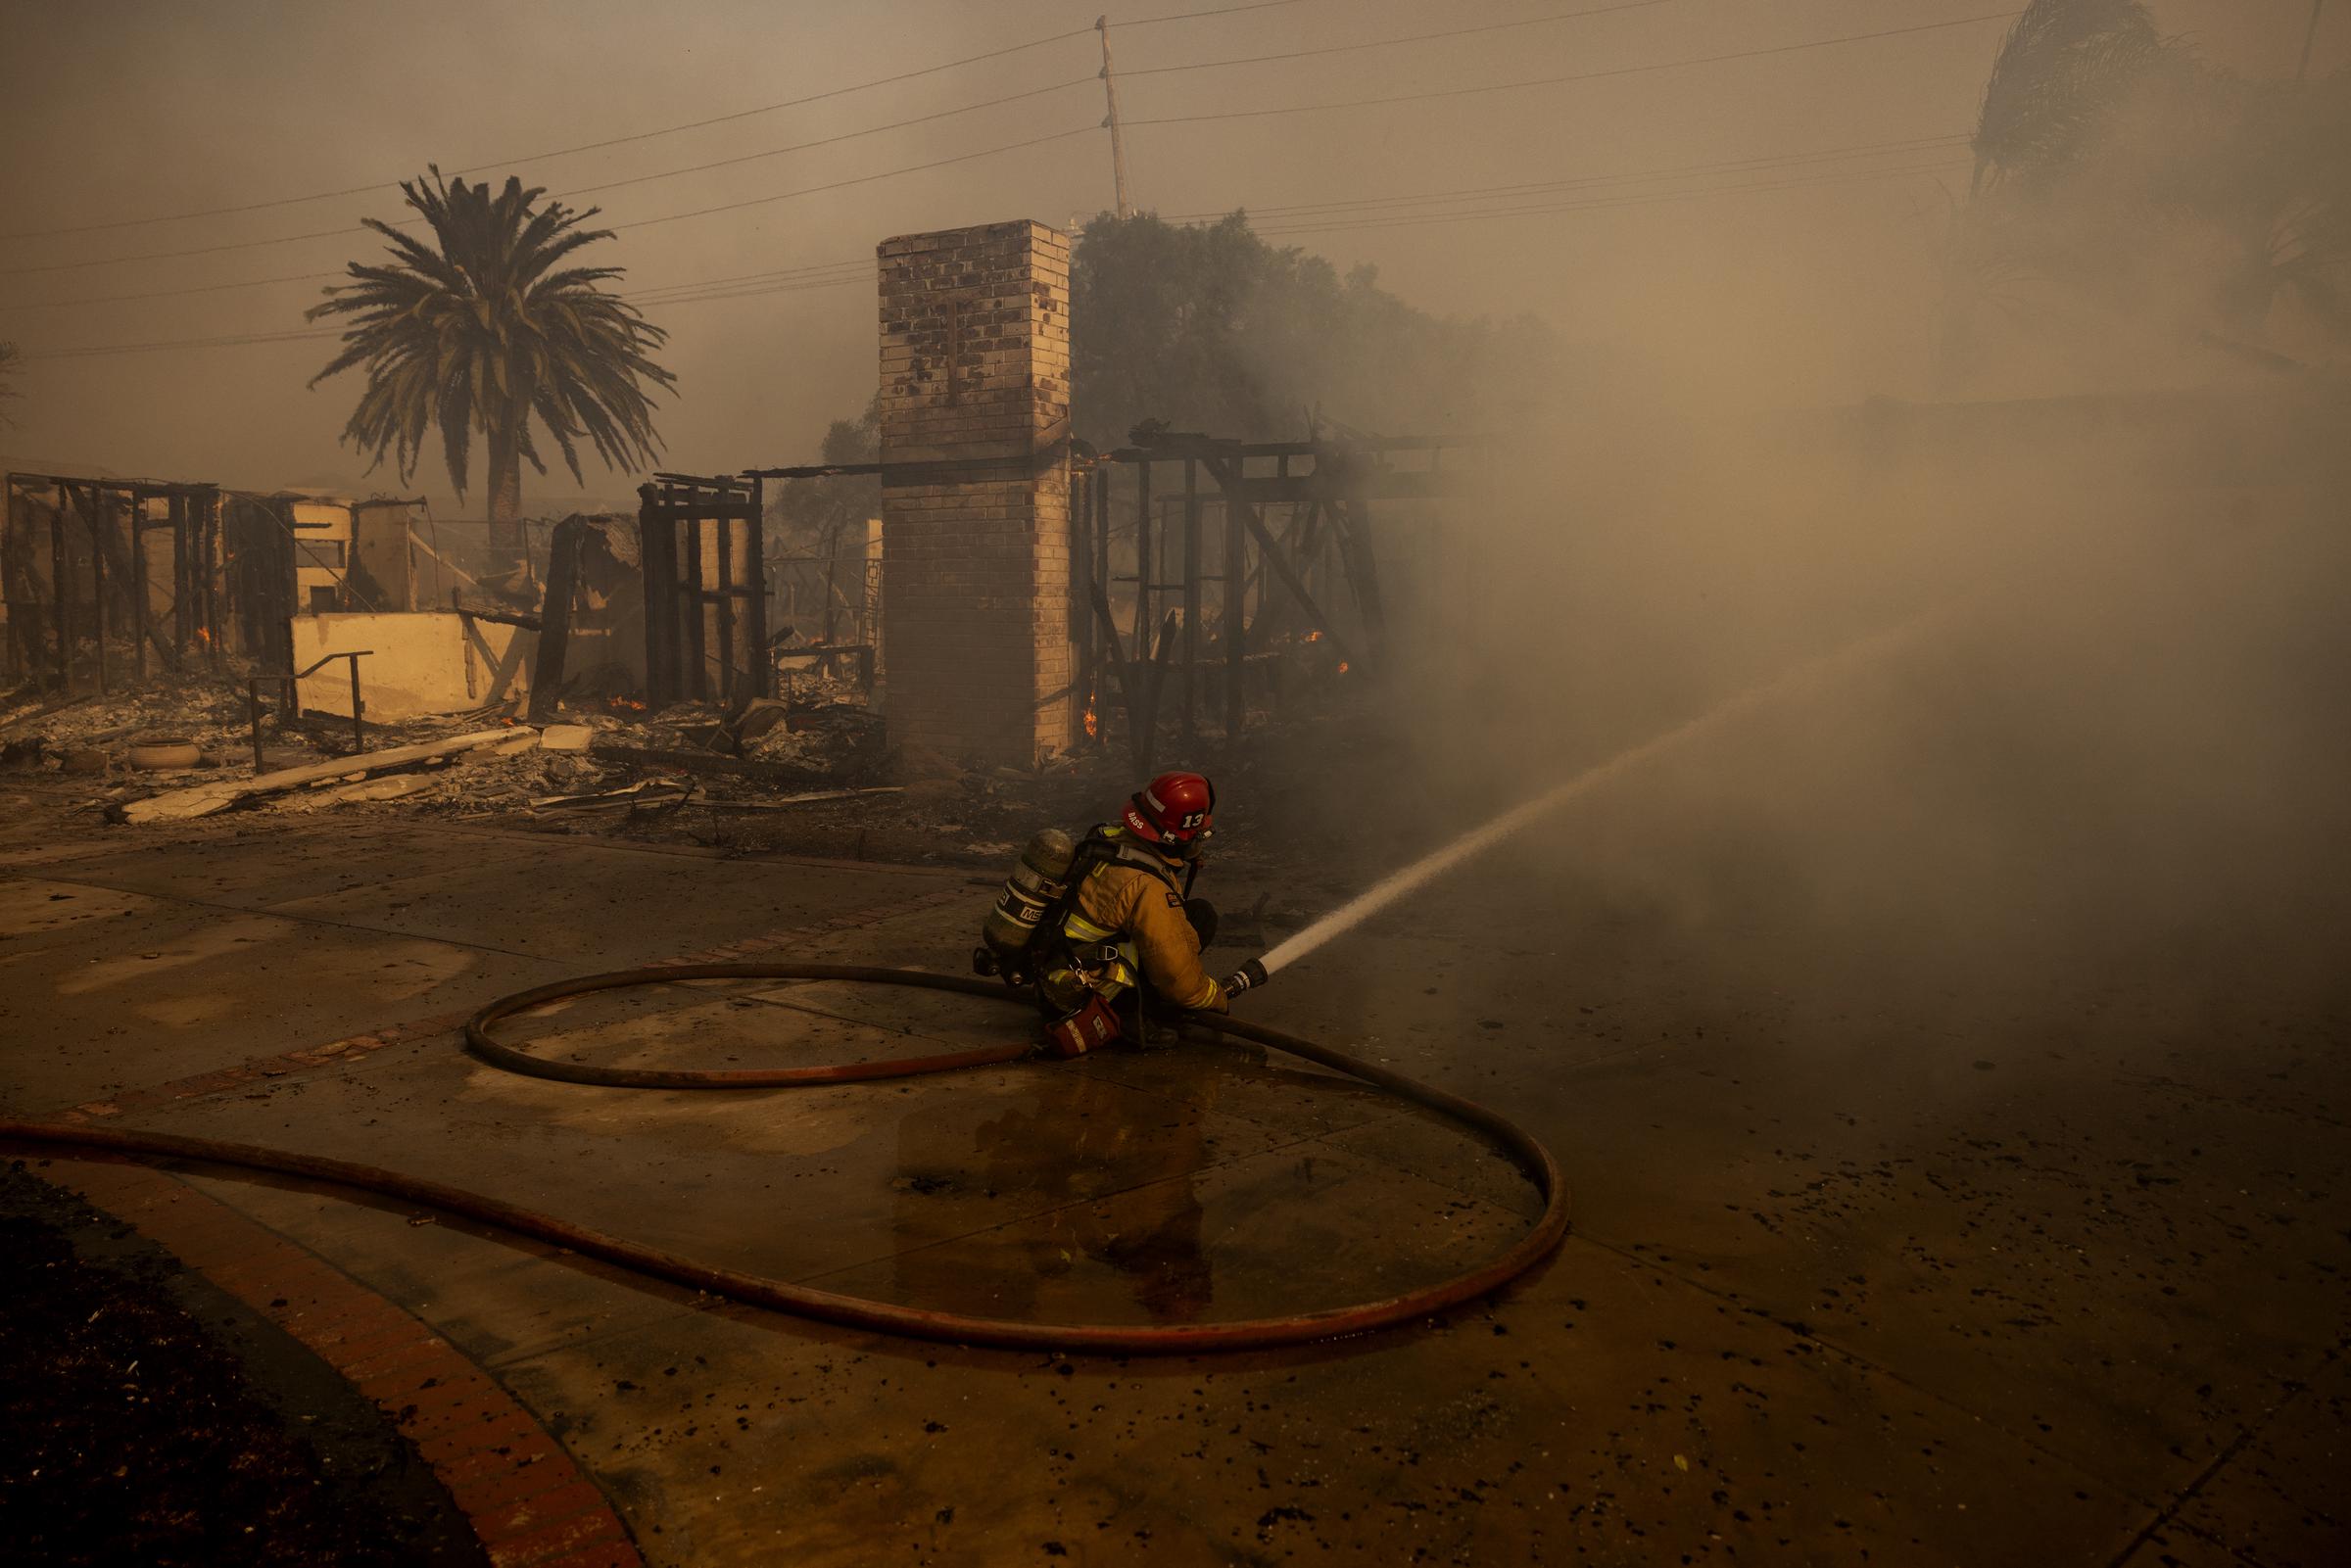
<box><xmin>1257</xmin><ymin>613</ymin><xmax>1943</xmax><ymax>977</ymax></box>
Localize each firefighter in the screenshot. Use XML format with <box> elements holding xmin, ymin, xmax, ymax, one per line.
<box><xmin>1033</xmin><ymin>771</ymin><xmax>1269</xmax><ymax>1053</ymax></box>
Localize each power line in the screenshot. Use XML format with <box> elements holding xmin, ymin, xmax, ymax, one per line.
<box><xmin>1124</xmin><ymin>12</ymin><xmax>2025</xmax><ymax>129</ymax></box>
<box><xmin>615</xmin><ymin>138</ymin><xmax>1975</xmax><ymax>297</ymax></box>
<box><xmin>0</xmin><ymin>0</ymin><xmax>1311</xmax><ymax>243</ymax></box>
<box><xmin>21</xmin><ymin>326</ymin><xmax>340</xmax><ymax>361</ymax></box>
<box><xmin>0</xmin><ymin>49</ymin><xmax>1086</xmax><ymax>246</ymax></box>
<box><xmin>635</xmin><ymin>274</ymin><xmax>876</xmax><ymax>309</ymax></box>
<box><xmin>554</xmin><ymin>76</ymin><xmax>1094</xmax><ymax>202</ymax></box>
<box><xmin>628</xmin><ymin>259</ymin><xmax>869</xmax><ymax>298</ymax></box>
<box><xmin>0</xmin><ymin>87</ymin><xmax>1083</xmax><ymax>301</ymax></box>
<box><xmin>581</xmin><ymin>156</ymin><xmax>1978</xmax><ymax>292</ymax></box>
<box><xmin>630</xmin><ymin>265</ymin><xmax>873</xmax><ymax>308</ymax></box>
<box><xmin>0</xmin><ymin>133</ymin><xmax>1965</xmax><ymax>315</ymax></box>
<box><xmin>14</xmin><ymin>139</ymin><xmax>1966</xmax><ymax>326</ymax></box>
<box><xmin>21</xmin><ymin>252</ymin><xmax>892</xmax><ymax>359</ymax></box>
<box><xmin>22</xmin><ymin>269</ymin><xmax>881</xmax><ymax>360</ymax></box>
<box><xmin>1158</xmin><ymin>134</ymin><xmax>1970</xmax><ymax>222</ymax></box>
<box><xmin>1127</xmin><ymin>0</ymin><xmax>1313</xmax><ymax>21</ymax></box>
<box><xmin>0</xmin><ymin>269</ymin><xmax>348</xmax><ymax>312</ymax></box>
<box><xmin>0</xmin><ymin>10</ymin><xmax>2008</xmax><ymax>282</ymax></box>
<box><xmin>0</xmin><ymin>71</ymin><xmax>1091</xmax><ymax>300</ymax></box>
<box><xmin>0</xmin><ymin>220</ymin><xmax>381</xmax><ymax>277</ymax></box>
<box><xmin>1249</xmin><ymin>159</ymin><xmax>1971</xmax><ymax>240</ymax></box>
<box><xmin>0</xmin><ymin>119</ymin><xmax>1100</xmax><ymax>278</ymax></box>
<box><xmin>1123</xmin><ymin>0</ymin><xmax>1678</xmax><ymax>78</ymax></box>
<box><xmin>601</xmin><ymin>125</ymin><xmax>1099</xmax><ymax>235</ymax></box>
<box><xmin>17</xmin><ymin>150</ymin><xmax>1977</xmax><ymax>360</ymax></box>
<box><xmin>1</xmin><ymin>252</ymin><xmax>878</xmax><ymax>315</ymax></box>
<box><xmin>628</xmin><ymin>159</ymin><xmax>1972</xmax><ymax>292</ymax></box>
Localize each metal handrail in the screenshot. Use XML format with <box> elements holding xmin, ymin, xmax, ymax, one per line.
<box><xmin>247</xmin><ymin>650</ymin><xmax>372</xmax><ymax>774</ymax></box>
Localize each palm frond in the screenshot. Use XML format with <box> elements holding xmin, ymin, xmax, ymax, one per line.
<box><xmin>1974</xmin><ymin>0</ymin><xmax>2167</xmax><ymax>191</ymax></box>
<box><xmin>310</xmin><ymin>164</ymin><xmax>673</xmax><ymax>504</ymax></box>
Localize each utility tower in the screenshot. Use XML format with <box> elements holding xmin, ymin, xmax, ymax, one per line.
<box><xmin>1096</xmin><ymin>16</ymin><xmax>1133</xmax><ymax>219</ymax></box>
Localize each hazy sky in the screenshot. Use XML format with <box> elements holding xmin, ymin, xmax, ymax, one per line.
<box><xmin>0</xmin><ymin>0</ymin><xmax>2334</xmax><ymax>508</ymax></box>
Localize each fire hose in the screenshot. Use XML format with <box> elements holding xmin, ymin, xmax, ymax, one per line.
<box><xmin>1</xmin><ymin>962</ymin><xmax>1569</xmax><ymax>1354</ymax></box>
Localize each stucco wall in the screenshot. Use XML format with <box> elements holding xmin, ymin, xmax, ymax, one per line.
<box><xmin>293</xmin><ymin>611</ymin><xmax>534</xmax><ymax>721</ymax></box>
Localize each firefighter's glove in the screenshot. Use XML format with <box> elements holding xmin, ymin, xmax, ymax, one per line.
<box><xmin>1223</xmin><ymin>957</ymin><xmax>1270</xmax><ymax>997</ymax></box>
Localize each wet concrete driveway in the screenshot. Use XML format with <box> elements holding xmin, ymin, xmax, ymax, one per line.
<box><xmin>3</xmin><ymin>811</ymin><xmax>2343</xmax><ymax>1565</ymax></box>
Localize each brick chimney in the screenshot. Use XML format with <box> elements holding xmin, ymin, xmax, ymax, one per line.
<box><xmin>876</xmin><ymin>219</ymin><xmax>1075</xmax><ymax>766</ymax></box>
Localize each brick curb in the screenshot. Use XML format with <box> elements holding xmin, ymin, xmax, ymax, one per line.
<box><xmin>36</xmin><ymin>1153</ymin><xmax>645</xmax><ymax>1568</ymax></box>
<box><xmin>58</xmin><ymin>883</ymin><xmax>969</xmax><ymax>1124</ymax></box>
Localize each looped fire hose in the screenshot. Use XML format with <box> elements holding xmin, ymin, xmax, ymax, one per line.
<box><xmin>2</xmin><ymin>962</ymin><xmax>1569</xmax><ymax>1354</ymax></box>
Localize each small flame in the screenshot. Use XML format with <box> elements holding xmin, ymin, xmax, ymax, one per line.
<box><xmin>1082</xmin><ymin>686</ymin><xmax>1098</xmax><ymax>739</ymax></box>
<box><xmin>607</xmin><ymin>696</ymin><xmax>647</xmax><ymax>711</ymax></box>
<box><xmin>1304</xmin><ymin>630</ymin><xmax>1324</xmax><ymax>643</ymax></box>
<box><xmin>1337</xmin><ymin>660</ymin><xmax>1351</xmax><ymax>675</ymax></box>
<box><xmin>196</xmin><ymin>626</ymin><xmax>213</xmax><ymax>648</ymax></box>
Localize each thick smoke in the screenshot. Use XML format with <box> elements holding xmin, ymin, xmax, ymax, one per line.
<box><xmin>1265</xmin><ymin>45</ymin><xmax>2351</xmax><ymax>1042</ymax></box>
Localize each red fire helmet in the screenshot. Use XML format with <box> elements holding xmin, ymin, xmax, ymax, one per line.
<box><xmin>1123</xmin><ymin>772</ymin><xmax>1216</xmax><ymax>850</ymax></box>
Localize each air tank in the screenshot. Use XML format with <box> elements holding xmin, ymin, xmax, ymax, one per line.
<box><xmin>981</xmin><ymin>828</ymin><xmax>1078</xmax><ymax>971</ymax></box>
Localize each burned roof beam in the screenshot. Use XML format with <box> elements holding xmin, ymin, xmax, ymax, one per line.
<box><xmin>740</xmin><ymin>461</ymin><xmax>884</xmax><ymax>480</ymax></box>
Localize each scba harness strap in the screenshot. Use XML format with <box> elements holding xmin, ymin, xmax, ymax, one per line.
<box><xmin>1045</xmin><ymin>827</ymin><xmax>1190</xmax><ymax>944</ymax></box>
<box><xmin>1029</xmin><ymin>826</ymin><xmax>1202</xmax><ymax>1051</ymax></box>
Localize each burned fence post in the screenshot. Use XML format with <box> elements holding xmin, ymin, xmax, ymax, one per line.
<box><xmin>1180</xmin><ymin>456</ymin><xmax>1201</xmax><ymax>746</ymax></box>
<box><xmin>1087</xmin><ymin>576</ymin><xmax>1145</xmax><ymax>770</ymax></box>
<box><xmin>0</xmin><ymin>478</ymin><xmax>26</xmax><ymax>684</ymax></box>
<box><xmin>528</xmin><ymin>514</ymin><xmax>587</xmax><ymax>723</ymax></box>
<box><xmin>744</xmin><ymin>475</ymin><xmax>771</xmax><ymax>700</ymax></box>
<box><xmin>0</xmin><ymin>482</ymin><xmax>14</xmax><ymax>684</ymax></box>
<box><xmin>638</xmin><ymin>484</ymin><xmax>674</xmax><ymax>707</ymax></box>
<box><xmin>1070</xmin><ymin>454</ymin><xmax>1095</xmax><ymax>738</ymax></box>
<box><xmin>347</xmin><ymin>654</ymin><xmax>365</xmax><ymax>750</ymax></box>
<box><xmin>129</xmin><ymin>489</ymin><xmax>148</xmax><ymax>684</ymax></box>
<box><xmin>50</xmin><ymin>484</ymin><xmax>72</xmax><ymax>691</ymax></box>
<box><xmin>91</xmin><ymin>489</ymin><xmax>109</xmax><ymax>696</ymax></box>
<box><xmin>1224</xmin><ymin>465</ymin><xmax>1246</xmax><ymax>741</ymax></box>
<box><xmin>1092</xmin><ymin>464</ymin><xmax>1111</xmax><ymax>659</ymax></box>
<box><xmin>712</xmin><ymin>505</ymin><xmax>737</xmax><ymax>705</ymax></box>
<box><xmin>1132</xmin><ymin>458</ymin><xmax>1152</xmax><ymax>660</ymax></box>
<box><xmin>169</xmin><ymin>491</ymin><xmax>190</xmax><ymax>656</ymax></box>
<box><xmin>202</xmin><ymin>489</ymin><xmax>224</xmax><ymax>673</ymax></box>
<box><xmin>1139</xmin><ymin>608</ymin><xmax>1181</xmax><ymax>774</ymax></box>
<box><xmin>1335</xmin><ymin>496</ymin><xmax>1388</xmax><ymax>656</ymax></box>
<box><xmin>249</xmin><ymin>682</ymin><xmax>265</xmax><ymax>774</ymax></box>
<box><xmin>681</xmin><ymin>492</ymin><xmax>707</xmax><ymax>700</ymax></box>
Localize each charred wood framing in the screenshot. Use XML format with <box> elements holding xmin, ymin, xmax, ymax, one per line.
<box><xmin>638</xmin><ymin>475</ymin><xmax>768</xmax><ymax>709</ymax></box>
<box><xmin>1047</xmin><ymin>434</ymin><xmax>1457</xmax><ymax>748</ymax></box>
<box><xmin>5</xmin><ymin>472</ymin><xmax>222</xmax><ymax>692</ymax></box>
<box><xmin>527</xmin><ymin>514</ymin><xmax>589</xmax><ymax>722</ymax></box>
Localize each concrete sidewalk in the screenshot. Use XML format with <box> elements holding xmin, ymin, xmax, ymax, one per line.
<box><xmin>4</xmin><ymin>814</ymin><xmax>2344</xmax><ymax>1565</ymax></box>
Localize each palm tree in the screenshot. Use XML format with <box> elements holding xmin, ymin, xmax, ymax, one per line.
<box><xmin>307</xmin><ymin>167</ymin><xmax>675</xmax><ymax>557</ymax></box>
<box><xmin>1967</xmin><ymin>0</ymin><xmax>2164</xmax><ymax>199</ymax></box>
<box><xmin>1936</xmin><ymin>0</ymin><xmax>2167</xmax><ymax>390</ymax></box>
